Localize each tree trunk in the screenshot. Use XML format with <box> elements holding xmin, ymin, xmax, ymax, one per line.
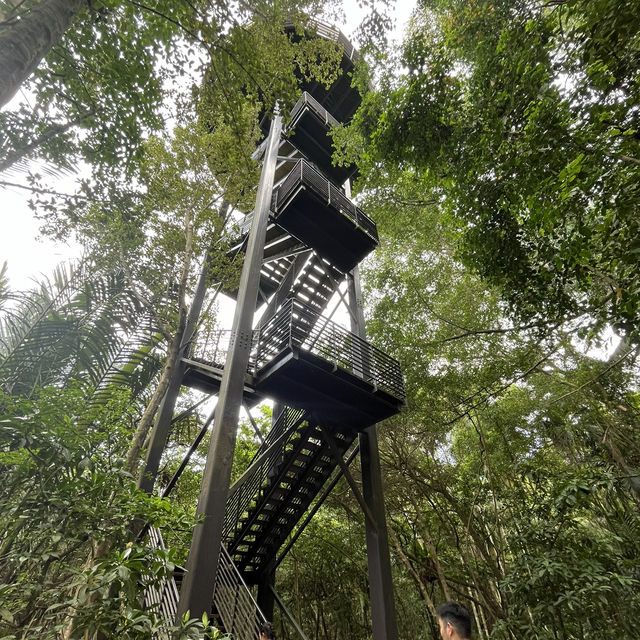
<box><xmin>0</xmin><ymin>0</ymin><xmax>86</xmax><ymax>108</ymax></box>
<box><xmin>124</xmin><ymin>210</ymin><xmax>194</xmax><ymax>475</ymax></box>
<box><xmin>388</xmin><ymin>525</ymin><xmax>438</xmax><ymax>618</ymax></box>
<box><xmin>123</xmin><ymin>318</ymin><xmax>186</xmax><ymax>474</ymax></box>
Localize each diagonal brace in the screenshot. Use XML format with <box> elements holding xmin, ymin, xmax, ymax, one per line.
<box><xmin>318</xmin><ymin>425</ymin><xmax>378</xmax><ymax>533</ymax></box>
<box><xmin>242</xmin><ymin>401</ymin><xmax>265</xmax><ymax>445</ymax></box>
<box><xmin>270</xmin><ymin>585</ymin><xmax>310</xmax><ymax>640</ymax></box>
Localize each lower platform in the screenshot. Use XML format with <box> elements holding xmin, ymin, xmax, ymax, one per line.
<box><xmin>253</xmin><ymin>348</ymin><xmax>404</xmax><ymax>429</ymax></box>
<box><xmin>181</xmin><ymin>357</ymin><xmax>264</xmax><ymax>407</ymax></box>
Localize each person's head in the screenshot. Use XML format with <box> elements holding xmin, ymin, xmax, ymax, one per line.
<box><xmin>436</xmin><ymin>601</ymin><xmax>472</xmax><ymax>640</ymax></box>
<box><xmin>259</xmin><ymin>621</ymin><xmax>276</xmax><ymax>640</ymax></box>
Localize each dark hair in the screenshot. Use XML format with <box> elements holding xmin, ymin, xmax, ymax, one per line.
<box><xmin>436</xmin><ymin>601</ymin><xmax>472</xmax><ymax>638</ymax></box>
<box><xmin>259</xmin><ymin>621</ymin><xmax>276</xmax><ymax>640</ymax></box>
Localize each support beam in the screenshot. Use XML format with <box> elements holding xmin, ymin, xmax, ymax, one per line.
<box><xmin>177</xmin><ymin>112</ymin><xmax>283</xmax><ymax>621</ymax></box>
<box><xmin>347</xmin><ymin>265</ymin><xmax>399</xmax><ymax>640</ymax></box>
<box><xmin>358</xmin><ymin>424</ymin><xmax>399</xmax><ymax>640</ymax></box>
<box><xmin>161</xmin><ymin>406</ymin><xmax>216</xmax><ymax>498</ymax></box>
<box><xmin>318</xmin><ymin>425</ymin><xmax>377</xmax><ymax>531</ymax></box>
<box><xmin>256</xmin><ymin>566</ymin><xmax>276</xmax><ymax>622</ymax></box>
<box><xmin>270</xmin><ymin>586</ymin><xmax>310</xmax><ymax>640</ymax></box>
<box><xmin>255</xmin><ymin>400</ymin><xmax>283</xmax><ymax>620</ymax></box>
<box><xmin>243</xmin><ymin>401</ymin><xmax>265</xmax><ymax>445</ymax></box>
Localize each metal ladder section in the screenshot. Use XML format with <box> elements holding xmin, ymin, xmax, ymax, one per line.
<box><xmin>222</xmin><ymin>406</ymin><xmax>357</xmax><ymax>580</ymax></box>
<box><xmin>146</xmin><ymin>528</ymin><xmax>266</xmax><ymax>640</ymax></box>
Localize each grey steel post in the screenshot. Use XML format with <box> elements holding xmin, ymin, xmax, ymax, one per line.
<box><xmin>347</xmin><ymin>263</ymin><xmax>399</xmax><ymax>640</ymax></box>
<box><xmin>256</xmin><ymin>565</ymin><xmax>276</xmax><ymax>622</ymax></box>
<box><xmin>177</xmin><ymin>111</ymin><xmax>282</xmax><ymax>621</ymax></box>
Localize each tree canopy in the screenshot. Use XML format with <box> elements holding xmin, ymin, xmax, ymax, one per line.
<box><xmin>336</xmin><ymin>0</ymin><xmax>640</xmax><ymax>343</ymax></box>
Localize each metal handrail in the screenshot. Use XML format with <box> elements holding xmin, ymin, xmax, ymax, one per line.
<box><xmin>272</xmin><ymin>158</ymin><xmax>378</xmax><ymax>242</ymax></box>
<box><xmin>223</xmin><ymin>406</ymin><xmax>307</xmax><ymax>541</ymax></box>
<box><xmin>146</xmin><ymin>527</ymin><xmax>267</xmax><ymax>640</ymax></box>
<box><xmin>189</xmin><ymin>329</ymin><xmax>259</xmax><ymax>372</ymax></box>
<box><xmin>254</xmin><ymin>299</ymin><xmax>405</xmax><ymax>401</ymax></box>
<box><xmin>145</xmin><ymin>527</ymin><xmax>180</xmax><ymax>640</ymax></box>
<box><xmin>214</xmin><ymin>545</ymin><xmax>267</xmax><ymax>640</ymax></box>
<box><xmin>288</xmin><ymin>91</ymin><xmax>340</xmax><ymax>132</ymax></box>
<box><xmin>285</xmin><ymin>19</ymin><xmax>358</xmax><ymax>62</ymax></box>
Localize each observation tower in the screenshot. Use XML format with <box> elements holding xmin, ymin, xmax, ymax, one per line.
<box><xmin>142</xmin><ymin>20</ymin><xmax>406</xmax><ymax>640</ymax></box>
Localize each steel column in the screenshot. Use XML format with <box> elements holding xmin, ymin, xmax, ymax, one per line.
<box><xmin>347</xmin><ymin>265</ymin><xmax>399</xmax><ymax>640</ymax></box>
<box><xmin>137</xmin><ymin>367</ymin><xmax>184</xmax><ymax>495</ymax></box>
<box><xmin>256</xmin><ymin>566</ymin><xmax>276</xmax><ymax>622</ymax></box>
<box><xmin>177</xmin><ymin>112</ymin><xmax>283</xmax><ymax>621</ymax></box>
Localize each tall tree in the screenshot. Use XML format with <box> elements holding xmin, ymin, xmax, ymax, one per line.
<box><xmin>0</xmin><ymin>0</ymin><xmax>85</xmax><ymax>107</ymax></box>
<box><xmin>0</xmin><ymin>0</ymin><xmax>344</xmax><ymax>176</ymax></box>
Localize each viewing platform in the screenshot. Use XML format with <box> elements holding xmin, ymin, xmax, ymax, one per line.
<box><xmin>181</xmin><ymin>298</ymin><xmax>405</xmax><ymax>429</ymax></box>
<box><xmin>253</xmin><ymin>299</ymin><xmax>405</xmax><ymax>428</ymax></box>
<box><xmin>284</xmin><ymin>20</ymin><xmax>363</xmax><ymax>123</ymax></box>
<box><xmin>286</xmin><ymin>92</ymin><xmax>357</xmax><ymax>185</ymax></box>
<box><xmin>272</xmin><ymin>159</ymin><xmax>378</xmax><ymax>273</ymax></box>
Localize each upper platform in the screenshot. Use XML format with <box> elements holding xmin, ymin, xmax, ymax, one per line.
<box><xmin>259</xmin><ymin>19</ymin><xmax>365</xmax><ymax>135</ymax></box>
<box><xmin>284</xmin><ymin>20</ymin><xmax>363</xmax><ymax>124</ymax></box>
<box><xmin>286</xmin><ymin>92</ymin><xmax>357</xmax><ymax>185</ymax></box>
<box><xmin>272</xmin><ymin>159</ymin><xmax>378</xmax><ymax>273</ymax></box>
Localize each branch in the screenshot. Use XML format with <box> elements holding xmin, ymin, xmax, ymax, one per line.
<box><xmin>123</xmin><ymin>0</ymin><xmax>208</xmax><ymax>47</ymax></box>
<box><xmin>388</xmin><ymin>523</ymin><xmax>438</xmax><ymax>618</ymax></box>
<box><xmin>0</xmin><ymin>179</ymin><xmax>91</xmax><ymax>201</ymax></box>
<box><xmin>389</xmin><ymin>195</ymin><xmax>439</xmax><ymax>207</ymax></box>
<box><xmin>0</xmin><ymin>110</ymin><xmax>94</xmax><ymax>173</ymax></box>
<box><xmin>439</xmin><ymin>320</ymin><xmax>548</xmax><ymax>344</ymax></box>
<box><xmin>549</xmin><ymin>343</ymin><xmax>639</xmax><ymax>406</ymax></box>
<box><xmin>443</xmin><ymin>348</ymin><xmax>558</xmax><ymax>426</ymax></box>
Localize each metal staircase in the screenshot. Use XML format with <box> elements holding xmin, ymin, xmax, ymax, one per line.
<box><xmin>142</xmin><ymin>19</ymin><xmax>404</xmax><ymax>640</ymax></box>
<box><xmin>223</xmin><ymin>407</ymin><xmax>356</xmax><ymax>579</ymax></box>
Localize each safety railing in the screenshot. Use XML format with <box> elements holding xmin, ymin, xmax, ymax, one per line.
<box><xmin>146</xmin><ymin>527</ymin><xmax>266</xmax><ymax>640</ymax></box>
<box><xmin>223</xmin><ymin>406</ymin><xmax>307</xmax><ymax>541</ymax></box>
<box><xmin>145</xmin><ymin>527</ymin><xmax>180</xmax><ymax>640</ymax></box>
<box><xmin>285</xmin><ymin>18</ymin><xmax>358</xmax><ymax>62</ymax></box>
<box><xmin>288</xmin><ymin>91</ymin><xmax>340</xmax><ymax>131</ymax></box>
<box><xmin>213</xmin><ymin>544</ymin><xmax>267</xmax><ymax>640</ymax></box>
<box><xmin>272</xmin><ymin>158</ymin><xmax>378</xmax><ymax>242</ymax></box>
<box><xmin>188</xmin><ymin>329</ymin><xmax>258</xmax><ymax>372</ymax></box>
<box><xmin>254</xmin><ymin>299</ymin><xmax>406</xmax><ymax>401</ymax></box>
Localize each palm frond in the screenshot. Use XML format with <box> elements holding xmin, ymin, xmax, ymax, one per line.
<box><xmin>86</xmin><ymin>313</ymin><xmax>164</xmax><ymax>415</ymax></box>
<box><xmin>0</xmin><ymin>263</ymin><xmax>164</xmax><ymax>397</ymax></box>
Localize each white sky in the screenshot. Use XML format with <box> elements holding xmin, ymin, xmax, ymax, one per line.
<box><xmin>0</xmin><ymin>0</ymin><xmax>415</xmax><ymax>294</ymax></box>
